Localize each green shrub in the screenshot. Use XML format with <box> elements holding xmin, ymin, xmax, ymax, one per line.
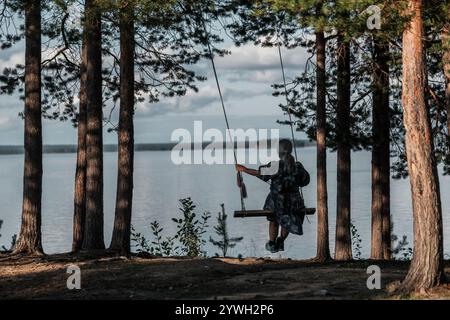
<box><xmin>131</xmin><ymin>197</ymin><xmax>211</xmax><ymax>258</ymax></box>
<box><xmin>173</xmin><ymin>197</ymin><xmax>211</xmax><ymax>257</ymax></box>
<box><xmin>149</xmin><ymin>221</ymin><xmax>177</xmax><ymax>256</ymax></box>
<box><xmin>131</xmin><ymin>225</ymin><xmax>152</xmax><ymax>255</ymax></box>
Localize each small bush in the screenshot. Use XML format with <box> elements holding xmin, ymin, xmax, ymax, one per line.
<box><xmin>131</xmin><ymin>225</ymin><xmax>152</xmax><ymax>256</ymax></box>
<box><xmin>209</xmin><ymin>204</ymin><xmax>243</xmax><ymax>257</ymax></box>
<box><xmin>350</xmin><ymin>220</ymin><xmax>362</xmax><ymax>260</ymax></box>
<box><xmin>0</xmin><ymin>220</ymin><xmax>16</xmax><ymax>252</ymax></box>
<box><xmin>132</xmin><ymin>197</ymin><xmax>211</xmax><ymax>258</ymax></box>
<box><xmin>173</xmin><ymin>197</ymin><xmax>211</xmax><ymax>257</ymax></box>
<box><xmin>149</xmin><ymin>221</ymin><xmax>177</xmax><ymax>256</ymax></box>
<box><xmin>391</xmin><ymin>219</ymin><xmax>413</xmax><ymax>260</ymax></box>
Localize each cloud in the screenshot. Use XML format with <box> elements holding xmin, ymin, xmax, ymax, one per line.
<box><xmin>226</xmin><ymin>70</ymin><xmax>281</xmax><ymax>83</ymax></box>
<box><xmin>0</xmin><ymin>52</ymin><xmax>24</xmax><ymax>70</ymax></box>
<box><xmin>216</xmin><ymin>44</ymin><xmax>306</xmax><ymax>71</ymax></box>
<box><xmin>210</xmin><ymin>44</ymin><xmax>308</xmax><ymax>84</ymax></box>
<box><xmin>0</xmin><ymin>43</ymin><xmax>309</xmax><ymax>133</ymax></box>
<box><xmin>0</xmin><ymin>116</ymin><xmax>10</xmax><ymax>127</ymax></box>
<box><xmin>0</xmin><ymin>114</ymin><xmax>21</xmax><ymax>131</ymax></box>
<box><xmin>0</xmin><ymin>43</ymin><xmax>71</xmax><ymax>71</ymax></box>
<box><xmin>136</xmin><ymin>85</ymin><xmax>267</xmax><ymax>117</ymax></box>
<box><xmin>132</xmin><ymin>44</ymin><xmax>309</xmax><ymax>117</ymax></box>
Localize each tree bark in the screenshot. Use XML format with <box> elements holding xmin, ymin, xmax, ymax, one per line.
<box><xmin>72</xmin><ymin>36</ymin><xmax>88</xmax><ymax>253</ymax></box>
<box><xmin>399</xmin><ymin>0</ymin><xmax>445</xmax><ymax>292</ymax></box>
<box><xmin>82</xmin><ymin>0</ymin><xmax>105</xmax><ymax>251</ymax></box>
<box><xmin>315</xmin><ymin>30</ymin><xmax>331</xmax><ymax>262</ymax></box>
<box><xmin>109</xmin><ymin>2</ymin><xmax>135</xmax><ymax>256</ymax></box>
<box><xmin>334</xmin><ymin>35</ymin><xmax>352</xmax><ymax>261</ymax></box>
<box><xmin>443</xmin><ymin>24</ymin><xmax>450</xmax><ymax>142</ymax></box>
<box><xmin>14</xmin><ymin>0</ymin><xmax>43</xmax><ymax>255</ymax></box>
<box><xmin>370</xmin><ymin>36</ymin><xmax>391</xmax><ymax>260</ymax></box>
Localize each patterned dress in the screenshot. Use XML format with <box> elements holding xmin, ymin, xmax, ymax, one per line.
<box><xmin>258</xmin><ymin>160</ymin><xmax>310</xmax><ymax>235</ymax></box>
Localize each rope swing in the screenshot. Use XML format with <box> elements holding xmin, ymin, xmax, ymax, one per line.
<box><xmin>277</xmin><ymin>44</ymin><xmax>305</xmax><ymax>201</ymax></box>
<box><xmin>277</xmin><ymin>45</ymin><xmax>298</xmax><ymax>162</ymax></box>
<box><xmin>201</xmin><ymin>17</ymin><xmax>247</xmax><ymax>212</ymax></box>
<box><xmin>201</xmin><ymin>17</ymin><xmax>314</xmax><ymax>218</ymax></box>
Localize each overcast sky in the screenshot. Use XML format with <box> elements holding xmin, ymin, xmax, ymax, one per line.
<box><xmin>0</xmin><ymin>37</ymin><xmax>309</xmax><ymax>145</ymax></box>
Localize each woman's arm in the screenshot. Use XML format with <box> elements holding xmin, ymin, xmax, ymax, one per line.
<box><xmin>235</xmin><ymin>164</ymin><xmax>259</xmax><ymax>176</ymax></box>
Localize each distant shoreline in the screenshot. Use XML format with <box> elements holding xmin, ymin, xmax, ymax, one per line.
<box><xmin>0</xmin><ymin>140</ymin><xmax>315</xmax><ymax>155</ymax></box>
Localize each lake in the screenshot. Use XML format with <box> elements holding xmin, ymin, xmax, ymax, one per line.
<box><xmin>1</xmin><ymin>147</ymin><xmax>449</xmax><ymax>259</ymax></box>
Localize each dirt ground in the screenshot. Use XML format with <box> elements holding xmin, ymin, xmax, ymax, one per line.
<box><xmin>1</xmin><ymin>253</ymin><xmax>450</xmax><ymax>300</ymax></box>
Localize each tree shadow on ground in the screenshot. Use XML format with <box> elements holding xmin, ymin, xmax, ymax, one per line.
<box><xmin>1</xmin><ymin>254</ymin><xmax>448</xmax><ymax>300</ymax></box>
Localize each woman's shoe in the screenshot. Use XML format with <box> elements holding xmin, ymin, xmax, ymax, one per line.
<box><xmin>276</xmin><ymin>237</ymin><xmax>285</xmax><ymax>251</ymax></box>
<box><xmin>265</xmin><ymin>241</ymin><xmax>278</xmax><ymax>253</ymax></box>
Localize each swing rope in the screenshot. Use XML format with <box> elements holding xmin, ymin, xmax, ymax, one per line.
<box><xmin>277</xmin><ymin>44</ymin><xmax>298</xmax><ymax>162</ymax></box>
<box><xmin>201</xmin><ymin>17</ymin><xmax>247</xmax><ymax>211</ymax></box>
<box><xmin>277</xmin><ymin>44</ymin><xmax>308</xmax><ymax>218</ymax></box>
<box><xmin>201</xmin><ymin>15</ymin><xmax>305</xmax><ymax>215</ymax></box>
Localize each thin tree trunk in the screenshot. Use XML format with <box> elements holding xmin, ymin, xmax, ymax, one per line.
<box><xmin>315</xmin><ymin>30</ymin><xmax>331</xmax><ymax>262</ymax></box>
<box><xmin>82</xmin><ymin>0</ymin><xmax>104</xmax><ymax>251</ymax></box>
<box><xmin>72</xmin><ymin>36</ymin><xmax>88</xmax><ymax>253</ymax></box>
<box><xmin>109</xmin><ymin>2</ymin><xmax>135</xmax><ymax>256</ymax></box>
<box><xmin>399</xmin><ymin>0</ymin><xmax>445</xmax><ymax>292</ymax></box>
<box><xmin>370</xmin><ymin>36</ymin><xmax>391</xmax><ymax>260</ymax></box>
<box><xmin>334</xmin><ymin>35</ymin><xmax>352</xmax><ymax>261</ymax></box>
<box><xmin>14</xmin><ymin>0</ymin><xmax>43</xmax><ymax>255</ymax></box>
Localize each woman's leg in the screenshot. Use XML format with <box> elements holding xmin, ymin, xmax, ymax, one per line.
<box><xmin>280</xmin><ymin>227</ymin><xmax>289</xmax><ymax>241</ymax></box>
<box><xmin>269</xmin><ymin>221</ymin><xmax>279</xmax><ymax>242</ymax></box>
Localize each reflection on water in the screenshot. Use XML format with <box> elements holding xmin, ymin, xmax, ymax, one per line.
<box><xmin>1</xmin><ymin>147</ymin><xmax>449</xmax><ymax>259</ymax></box>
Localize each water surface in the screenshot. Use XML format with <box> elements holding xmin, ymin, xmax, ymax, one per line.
<box><xmin>1</xmin><ymin>147</ymin><xmax>449</xmax><ymax>259</ymax></box>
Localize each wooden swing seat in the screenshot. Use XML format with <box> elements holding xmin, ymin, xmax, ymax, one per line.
<box><xmin>234</xmin><ymin>208</ymin><xmax>316</xmax><ymax>218</ymax></box>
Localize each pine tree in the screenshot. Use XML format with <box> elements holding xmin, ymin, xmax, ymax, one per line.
<box><xmin>14</xmin><ymin>0</ymin><xmax>44</xmax><ymax>255</ymax></box>
<box><xmin>209</xmin><ymin>204</ymin><xmax>243</xmax><ymax>257</ymax></box>
<box><xmin>110</xmin><ymin>0</ymin><xmax>135</xmax><ymax>256</ymax></box>
<box><xmin>334</xmin><ymin>32</ymin><xmax>352</xmax><ymax>261</ymax></box>
<box><xmin>82</xmin><ymin>0</ymin><xmax>105</xmax><ymax>251</ymax></box>
<box><xmin>73</xmin><ymin>34</ymin><xmax>88</xmax><ymax>252</ymax></box>
<box><xmin>0</xmin><ymin>0</ymin><xmax>243</xmax><ymax>254</ymax></box>
<box><xmin>398</xmin><ymin>0</ymin><xmax>445</xmax><ymax>292</ymax></box>
<box><xmin>444</xmin><ymin>24</ymin><xmax>450</xmax><ymax>142</ymax></box>
<box><xmin>315</xmin><ymin>27</ymin><xmax>331</xmax><ymax>262</ymax></box>
<box><xmin>370</xmin><ymin>34</ymin><xmax>391</xmax><ymax>260</ymax></box>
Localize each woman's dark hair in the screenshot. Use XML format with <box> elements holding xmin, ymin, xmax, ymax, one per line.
<box><xmin>278</xmin><ymin>139</ymin><xmax>296</xmax><ymax>174</ymax></box>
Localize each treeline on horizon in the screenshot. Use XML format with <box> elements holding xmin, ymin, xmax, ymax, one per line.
<box><xmin>0</xmin><ymin>0</ymin><xmax>448</xmax><ymax>294</ymax></box>
<box><xmin>0</xmin><ymin>139</ymin><xmax>315</xmax><ymax>154</ymax></box>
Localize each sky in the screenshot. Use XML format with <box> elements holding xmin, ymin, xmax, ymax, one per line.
<box><xmin>0</xmin><ymin>32</ymin><xmax>310</xmax><ymax>145</ymax></box>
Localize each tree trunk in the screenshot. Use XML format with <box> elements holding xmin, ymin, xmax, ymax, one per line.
<box><xmin>443</xmin><ymin>24</ymin><xmax>450</xmax><ymax>142</ymax></box>
<box><xmin>82</xmin><ymin>0</ymin><xmax>105</xmax><ymax>251</ymax></box>
<box><xmin>370</xmin><ymin>36</ymin><xmax>391</xmax><ymax>260</ymax></box>
<box><xmin>399</xmin><ymin>0</ymin><xmax>445</xmax><ymax>292</ymax></box>
<box><xmin>109</xmin><ymin>2</ymin><xmax>135</xmax><ymax>256</ymax></box>
<box><xmin>72</xmin><ymin>36</ymin><xmax>88</xmax><ymax>253</ymax></box>
<box><xmin>334</xmin><ymin>35</ymin><xmax>352</xmax><ymax>261</ymax></box>
<box><xmin>14</xmin><ymin>0</ymin><xmax>43</xmax><ymax>255</ymax></box>
<box><xmin>315</xmin><ymin>30</ymin><xmax>331</xmax><ymax>262</ymax></box>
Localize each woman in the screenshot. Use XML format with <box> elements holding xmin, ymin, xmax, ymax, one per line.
<box><xmin>236</xmin><ymin>139</ymin><xmax>310</xmax><ymax>253</ymax></box>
